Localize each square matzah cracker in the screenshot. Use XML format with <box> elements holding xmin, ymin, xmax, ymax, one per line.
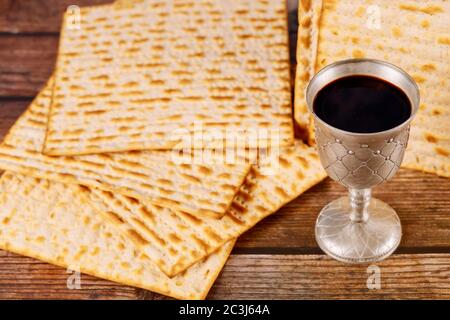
<box><xmin>82</xmin><ymin>140</ymin><xmax>326</xmax><ymax>277</ymax></box>
<box><xmin>0</xmin><ymin>83</ymin><xmax>326</xmax><ymax>275</ymax></box>
<box><xmin>0</xmin><ymin>172</ymin><xmax>235</xmax><ymax>300</ymax></box>
<box><xmin>45</xmin><ymin>0</ymin><xmax>294</xmax><ymax>155</ymax></box>
<box><xmin>295</xmin><ymin>0</ymin><xmax>450</xmax><ymax>177</ymax></box>
<box><xmin>0</xmin><ymin>79</ymin><xmax>252</xmax><ymax>218</ymax></box>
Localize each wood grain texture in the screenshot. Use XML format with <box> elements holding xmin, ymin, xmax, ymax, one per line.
<box><xmin>0</xmin><ymin>250</ymin><xmax>145</xmax><ymax>300</ymax></box>
<box><xmin>0</xmin><ymin>35</ymin><xmax>57</xmax><ymax>97</ymax></box>
<box><xmin>209</xmin><ymin>254</ymin><xmax>450</xmax><ymax>299</ymax></box>
<box><xmin>1</xmin><ymin>251</ymin><xmax>449</xmax><ymax>299</ymax></box>
<box><xmin>0</xmin><ymin>0</ymin><xmax>113</xmax><ymax>33</ymax></box>
<box><xmin>0</xmin><ymin>101</ymin><xmax>29</xmax><ymax>138</ymax></box>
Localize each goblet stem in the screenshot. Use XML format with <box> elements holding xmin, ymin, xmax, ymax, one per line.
<box><xmin>349</xmin><ymin>188</ymin><xmax>371</xmax><ymax>223</ymax></box>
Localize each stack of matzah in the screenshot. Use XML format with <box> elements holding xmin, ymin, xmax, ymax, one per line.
<box><xmin>0</xmin><ymin>0</ymin><xmax>327</xmax><ymax>299</ymax></box>
<box><xmin>295</xmin><ymin>0</ymin><xmax>450</xmax><ymax>177</ymax></box>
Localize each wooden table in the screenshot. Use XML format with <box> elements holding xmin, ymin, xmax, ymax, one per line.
<box><xmin>0</xmin><ymin>0</ymin><xmax>449</xmax><ymax>300</ymax></box>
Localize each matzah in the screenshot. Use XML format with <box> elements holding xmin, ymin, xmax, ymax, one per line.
<box><xmin>295</xmin><ymin>0</ymin><xmax>449</xmax><ymax>177</ymax></box>
<box><xmin>0</xmin><ymin>84</ymin><xmax>326</xmax><ymax>275</ymax></box>
<box><xmin>0</xmin><ymin>172</ymin><xmax>235</xmax><ymax>300</ymax></box>
<box><xmin>45</xmin><ymin>0</ymin><xmax>294</xmax><ymax>155</ymax></box>
<box><xmin>114</xmin><ymin>0</ymin><xmax>146</xmax><ymax>7</ymax></box>
<box><xmin>82</xmin><ymin>139</ymin><xmax>326</xmax><ymax>276</ymax></box>
<box><xmin>294</xmin><ymin>0</ymin><xmax>322</xmax><ymax>142</ymax></box>
<box><xmin>115</xmin><ymin>0</ymin><xmax>145</xmax><ymax>6</ymax></box>
<box><xmin>0</xmin><ymin>79</ymin><xmax>252</xmax><ymax>218</ymax></box>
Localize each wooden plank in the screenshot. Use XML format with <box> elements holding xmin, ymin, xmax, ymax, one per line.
<box><xmin>0</xmin><ymin>36</ymin><xmax>57</xmax><ymax>97</ymax></box>
<box><xmin>0</xmin><ymin>0</ymin><xmax>113</xmax><ymax>33</ymax></box>
<box><xmin>1</xmin><ymin>251</ymin><xmax>448</xmax><ymax>299</ymax></box>
<box><xmin>0</xmin><ymin>101</ymin><xmax>449</xmax><ymax>252</ymax></box>
<box><xmin>0</xmin><ymin>100</ymin><xmax>29</xmax><ymax>138</ymax></box>
<box><xmin>208</xmin><ymin>253</ymin><xmax>450</xmax><ymax>299</ymax></box>
<box><xmin>0</xmin><ymin>250</ymin><xmax>145</xmax><ymax>299</ymax></box>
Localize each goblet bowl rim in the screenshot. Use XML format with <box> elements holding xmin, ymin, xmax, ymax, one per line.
<box><xmin>306</xmin><ymin>58</ymin><xmax>420</xmax><ymax>138</ymax></box>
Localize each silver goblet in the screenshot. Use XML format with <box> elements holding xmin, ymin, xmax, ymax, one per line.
<box><xmin>306</xmin><ymin>59</ymin><xmax>420</xmax><ymax>263</ymax></box>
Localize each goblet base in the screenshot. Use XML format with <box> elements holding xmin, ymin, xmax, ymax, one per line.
<box><xmin>315</xmin><ymin>196</ymin><xmax>402</xmax><ymax>263</ymax></box>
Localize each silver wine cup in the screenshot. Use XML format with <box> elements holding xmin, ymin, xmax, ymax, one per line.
<box><xmin>306</xmin><ymin>59</ymin><xmax>420</xmax><ymax>263</ymax></box>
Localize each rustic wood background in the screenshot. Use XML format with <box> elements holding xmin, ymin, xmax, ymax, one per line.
<box><xmin>0</xmin><ymin>0</ymin><xmax>449</xmax><ymax>299</ymax></box>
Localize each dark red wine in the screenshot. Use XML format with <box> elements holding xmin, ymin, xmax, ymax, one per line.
<box><xmin>313</xmin><ymin>75</ymin><xmax>411</xmax><ymax>133</ymax></box>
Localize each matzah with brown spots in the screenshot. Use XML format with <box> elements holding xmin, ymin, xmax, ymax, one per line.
<box><xmin>44</xmin><ymin>0</ymin><xmax>294</xmax><ymax>155</ymax></box>
<box><xmin>0</xmin><ymin>83</ymin><xmax>325</xmax><ymax>275</ymax></box>
<box><xmin>0</xmin><ymin>172</ymin><xmax>235</xmax><ymax>300</ymax></box>
<box><xmin>0</xmin><ymin>79</ymin><xmax>252</xmax><ymax>218</ymax></box>
<box><xmin>115</xmin><ymin>0</ymin><xmax>145</xmax><ymax>6</ymax></box>
<box><xmin>82</xmin><ymin>140</ymin><xmax>326</xmax><ymax>277</ymax></box>
<box><xmin>295</xmin><ymin>0</ymin><xmax>449</xmax><ymax>177</ymax></box>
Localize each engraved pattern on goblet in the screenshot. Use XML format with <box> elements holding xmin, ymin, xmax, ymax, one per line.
<box><xmin>316</xmin><ymin>125</ymin><xmax>410</xmax><ymax>189</ymax></box>
<box><xmin>313</xmin><ymin>122</ymin><xmax>411</xmax><ymax>263</ymax></box>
